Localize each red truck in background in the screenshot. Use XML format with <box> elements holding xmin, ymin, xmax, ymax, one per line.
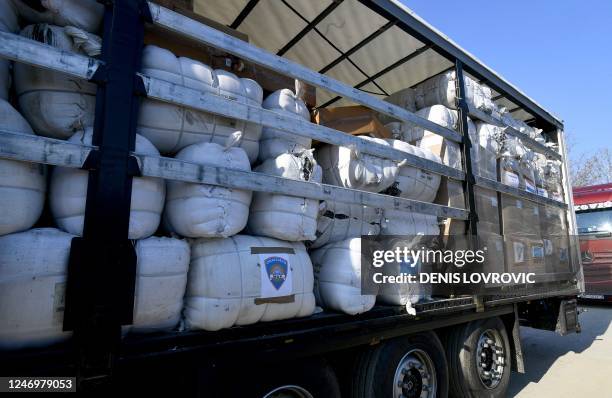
<box><xmin>574</xmin><ymin>183</ymin><xmax>612</xmax><ymax>301</ymax></box>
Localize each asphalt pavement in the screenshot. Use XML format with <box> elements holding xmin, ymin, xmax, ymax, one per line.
<box><xmin>509</xmin><ymin>303</ymin><xmax>612</xmax><ymax>397</ymax></box>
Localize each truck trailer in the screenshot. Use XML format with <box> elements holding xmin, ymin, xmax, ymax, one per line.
<box><xmin>0</xmin><ymin>1</ymin><xmax>582</xmax><ymax>397</ymax></box>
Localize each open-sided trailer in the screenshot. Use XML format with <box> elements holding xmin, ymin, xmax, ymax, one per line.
<box><xmin>0</xmin><ymin>1</ymin><xmax>582</xmax><ymax>396</ymax></box>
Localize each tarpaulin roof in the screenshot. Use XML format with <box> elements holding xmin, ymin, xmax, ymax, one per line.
<box><xmin>195</xmin><ymin>0</ymin><xmax>563</xmax><ymax>130</ymax></box>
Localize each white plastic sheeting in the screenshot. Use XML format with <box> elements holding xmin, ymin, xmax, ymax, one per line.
<box><xmin>415</xmin><ymin>71</ymin><xmax>499</xmax><ymax>117</ymax></box>
<box><xmin>15</xmin><ymin>24</ymin><xmax>99</xmax><ymax>139</ymax></box>
<box><xmin>138</xmin><ymin>45</ymin><xmax>263</xmax><ymax>160</ymax></box>
<box><xmin>0</xmin><ymin>228</ymin><xmax>72</xmax><ymax>349</ymax></box>
<box><xmin>310</xmin><ymin>238</ymin><xmax>377</xmax><ymax>315</ymax></box>
<box><xmin>414</xmin><ymin>106</ymin><xmax>466</xmax><ymax>170</ymax></box>
<box><xmin>247</xmin><ymin>151</ymin><xmax>322</xmax><ymax>241</ymax></box>
<box><xmin>381</xmin><ymin>210</ymin><xmax>439</xmax><ymax>236</ymax></box>
<box><xmin>185</xmin><ymin>235</ymin><xmax>315</xmax><ymax>331</ymax></box>
<box><xmin>316</xmin><ymin>136</ymin><xmax>399</xmax><ymax>192</ymax></box>
<box><xmin>50</xmin><ymin>129</ymin><xmax>165</xmax><ymax>239</ymax></box>
<box><xmin>0</xmin><ymin>229</ymin><xmax>191</xmax><ymax>349</ymax></box>
<box><xmin>473</xmin><ymin>122</ymin><xmax>503</xmax><ymax>181</ymax></box>
<box><xmin>164</xmin><ymin>142</ymin><xmax>251</xmax><ymax>238</ymax></box>
<box><xmin>310</xmin><ymin>201</ymin><xmax>382</xmax><ymax>249</ymax></box>
<box><xmin>11</xmin><ymin>0</ymin><xmax>104</xmax><ymax>32</ymax></box>
<box><xmin>130</xmin><ymin>237</ymin><xmax>190</xmax><ymax>333</ymax></box>
<box><xmin>0</xmin><ymin>1</ymin><xmax>19</xmax><ymax>100</ymax></box>
<box><xmin>376</xmin><ymin>88</ymin><xmax>417</xmax><ymax>126</ymax></box>
<box><xmin>384</xmin><ymin>139</ymin><xmax>441</xmax><ymax>202</ymax></box>
<box><xmin>0</xmin><ymin>99</ymin><xmax>46</xmax><ymax>236</ymax></box>
<box><xmin>258</xmin><ymin>89</ymin><xmax>311</xmax><ymax>161</ymax></box>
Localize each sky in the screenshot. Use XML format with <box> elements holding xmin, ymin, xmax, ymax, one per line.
<box><xmin>401</xmin><ymin>0</ymin><xmax>612</xmax><ymax>159</ymax></box>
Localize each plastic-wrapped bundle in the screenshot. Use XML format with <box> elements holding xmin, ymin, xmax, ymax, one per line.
<box><xmin>248</xmin><ymin>151</ymin><xmax>321</xmax><ymax>241</ymax></box>
<box><xmin>12</xmin><ymin>0</ymin><xmax>104</xmax><ymax>32</ymax></box>
<box><xmin>0</xmin><ymin>229</ymin><xmax>191</xmax><ymax>349</ymax></box>
<box><xmin>258</xmin><ymin>89</ymin><xmax>311</xmax><ymax>161</ymax></box>
<box><xmin>0</xmin><ymin>99</ymin><xmax>46</xmax><ymax>236</ymax></box>
<box><xmin>376</xmin><ymin>88</ymin><xmax>417</xmax><ymax>126</ymax></box>
<box><xmin>518</xmin><ymin>151</ymin><xmax>537</xmax><ymax>194</ymax></box>
<box><xmin>415</xmin><ymin>71</ymin><xmax>499</xmax><ymax>116</ymax></box>
<box><xmin>310</xmin><ymin>238</ymin><xmax>377</xmax><ymax>315</ymax></box>
<box><xmin>501</xmin><ymin>112</ymin><xmax>538</xmax><ymax>139</ymax></box>
<box><xmin>310</xmin><ymin>201</ymin><xmax>382</xmax><ymax>249</ymax></box>
<box><xmin>15</xmin><ymin>24</ymin><xmax>100</xmax><ymax>139</ymax></box>
<box><xmin>138</xmin><ymin>45</ymin><xmax>263</xmax><ymax>160</ymax></box>
<box><xmin>0</xmin><ymin>1</ymin><xmax>19</xmax><ymax>100</ymax></box>
<box><xmin>533</xmin><ymin>153</ymin><xmax>549</xmax><ymax>197</ymax></box>
<box><xmin>498</xmin><ymin>136</ymin><xmax>525</xmax><ymax>189</ymax></box>
<box><xmin>398</xmin><ymin>104</ymin><xmax>458</xmax><ymax>144</ymax></box>
<box><xmin>316</xmin><ymin>136</ymin><xmax>399</xmax><ymax>193</ymax></box>
<box><xmin>130</xmin><ymin>237</ymin><xmax>190</xmax><ymax>333</ymax></box>
<box><xmin>185</xmin><ymin>235</ymin><xmax>315</xmax><ymax>331</ymax></box>
<box><xmin>543</xmin><ymin>160</ymin><xmax>564</xmax><ymax>201</ymax></box>
<box><xmin>164</xmin><ymin>142</ymin><xmax>251</xmax><ymax>238</ymax></box>
<box><xmin>50</xmin><ymin>129</ymin><xmax>165</xmax><ymax>239</ymax></box>
<box><xmin>381</xmin><ymin>210</ymin><xmax>439</xmax><ymax>236</ymax></box>
<box><xmin>384</xmin><ymin>139</ymin><xmax>441</xmax><ymax>202</ymax></box>
<box><xmin>473</xmin><ymin>122</ymin><xmax>503</xmax><ymax>180</ymax></box>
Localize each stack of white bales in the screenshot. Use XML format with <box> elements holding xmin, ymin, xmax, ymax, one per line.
<box><xmin>164</xmin><ymin>87</ymin><xmax>318</xmax><ymax>331</ymax></box>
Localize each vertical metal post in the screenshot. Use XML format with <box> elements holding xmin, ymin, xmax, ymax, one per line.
<box><xmin>454</xmin><ymin>60</ymin><xmax>479</xmax><ymax>236</ymax></box>
<box><xmin>62</xmin><ymin>0</ymin><xmax>150</xmax><ymax>390</ymax></box>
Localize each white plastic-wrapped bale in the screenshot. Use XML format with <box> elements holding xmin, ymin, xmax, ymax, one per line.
<box><xmin>310</xmin><ymin>201</ymin><xmax>382</xmax><ymax>249</ymax></box>
<box><xmin>138</xmin><ymin>45</ymin><xmax>263</xmax><ymax>160</ymax></box>
<box><xmin>0</xmin><ymin>228</ymin><xmax>72</xmax><ymax>349</ymax></box>
<box><xmin>376</xmin><ymin>88</ymin><xmax>417</xmax><ymax>126</ymax></box>
<box><xmin>247</xmin><ymin>151</ymin><xmax>321</xmax><ymax>241</ymax></box>
<box><xmin>11</xmin><ymin>0</ymin><xmax>104</xmax><ymax>32</ymax></box>
<box><xmin>0</xmin><ymin>229</ymin><xmax>192</xmax><ymax>349</ymax></box>
<box><xmin>164</xmin><ymin>142</ymin><xmax>251</xmax><ymax>238</ymax></box>
<box><xmin>533</xmin><ymin>153</ymin><xmax>549</xmax><ymax>197</ymax></box>
<box><xmin>377</xmin><ymin>240</ymin><xmax>431</xmax><ymax>306</ymax></box>
<box><xmin>415</xmin><ymin>71</ymin><xmax>499</xmax><ymax>116</ymax></box>
<box><xmin>381</xmin><ymin>210</ymin><xmax>439</xmax><ymax>236</ymax></box>
<box><xmin>15</xmin><ymin>24</ymin><xmax>100</xmax><ymax>139</ymax></box>
<box><xmin>310</xmin><ymin>238</ymin><xmax>377</xmax><ymax>315</ymax></box>
<box><xmin>258</xmin><ymin>89</ymin><xmax>311</xmax><ymax>161</ymax></box>
<box><xmin>184</xmin><ymin>235</ymin><xmax>315</xmax><ymax>331</ymax></box>
<box><xmin>50</xmin><ymin>129</ymin><xmax>165</xmax><ymax>239</ymax></box>
<box><xmin>413</xmin><ymin>105</ymin><xmax>466</xmax><ymax>170</ymax></box>
<box><xmin>316</xmin><ymin>136</ymin><xmax>399</xmax><ymax>193</ymax></box>
<box><xmin>519</xmin><ymin>151</ymin><xmax>538</xmax><ymax>194</ymax></box>
<box><xmin>383</xmin><ymin>139</ymin><xmax>441</xmax><ymax>202</ymax></box>
<box><xmin>0</xmin><ymin>99</ymin><xmax>46</xmax><ymax>236</ymax></box>
<box><xmin>0</xmin><ymin>0</ymin><xmax>19</xmax><ymax>100</ymax></box>
<box><xmin>130</xmin><ymin>237</ymin><xmax>190</xmax><ymax>333</ymax></box>
<box><xmin>501</xmin><ymin>112</ymin><xmax>537</xmax><ymax>139</ymax></box>
<box><xmin>499</xmin><ymin>136</ymin><xmax>525</xmax><ymax>189</ymax></box>
<box><xmin>473</xmin><ymin>123</ymin><xmax>503</xmax><ymax>180</ymax></box>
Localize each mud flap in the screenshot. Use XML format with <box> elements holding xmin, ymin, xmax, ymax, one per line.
<box><xmin>556</xmin><ymin>299</ymin><xmax>579</xmax><ymax>335</ymax></box>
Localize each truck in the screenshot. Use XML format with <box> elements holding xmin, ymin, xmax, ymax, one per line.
<box><xmin>0</xmin><ymin>1</ymin><xmax>582</xmax><ymax>397</ymax></box>
<box><xmin>574</xmin><ymin>183</ymin><xmax>612</xmax><ymax>301</ymax></box>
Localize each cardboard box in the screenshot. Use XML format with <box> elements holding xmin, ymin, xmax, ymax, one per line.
<box><xmin>500</xmin><ymin>194</ymin><xmax>541</xmax><ymax>237</ymax></box>
<box><xmin>314</xmin><ymin>106</ymin><xmax>392</xmax><ymax>139</ymax></box>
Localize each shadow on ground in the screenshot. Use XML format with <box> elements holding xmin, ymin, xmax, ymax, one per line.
<box><xmin>508</xmin><ymin>303</ymin><xmax>612</xmax><ymax>397</ymax></box>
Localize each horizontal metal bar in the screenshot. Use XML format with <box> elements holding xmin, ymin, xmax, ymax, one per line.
<box><xmin>0</xmin><ymin>131</ymin><xmax>469</xmax><ymax>219</ymax></box>
<box><xmin>474</xmin><ymin>175</ymin><xmax>567</xmax><ymax>210</ymax></box>
<box><xmin>0</xmin><ymin>129</ymin><xmax>93</xmax><ymax>167</ymax></box>
<box><xmin>136</xmin><ymin>154</ymin><xmax>469</xmax><ymax>219</ymax></box>
<box><xmin>0</xmin><ymin>31</ymin><xmax>101</xmax><ymax>80</ymax></box>
<box><xmin>146</xmin><ymin>2</ymin><xmax>463</xmax><ymax>144</ymax></box>
<box><xmin>467</xmin><ymin>105</ymin><xmax>562</xmax><ymax>161</ymax></box>
<box><xmin>141</xmin><ymin>74</ymin><xmax>465</xmax><ymax>180</ymax></box>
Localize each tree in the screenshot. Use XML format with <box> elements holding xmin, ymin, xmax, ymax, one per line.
<box><xmin>569</xmin><ymin>147</ymin><xmax>612</xmax><ymax>187</ymax></box>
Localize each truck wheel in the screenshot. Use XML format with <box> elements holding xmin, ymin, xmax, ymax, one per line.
<box><xmin>228</xmin><ymin>358</ymin><xmax>341</xmax><ymax>398</ymax></box>
<box><xmin>351</xmin><ymin>332</ymin><xmax>449</xmax><ymax>398</ymax></box>
<box><xmin>446</xmin><ymin>317</ymin><xmax>511</xmax><ymax>398</ymax></box>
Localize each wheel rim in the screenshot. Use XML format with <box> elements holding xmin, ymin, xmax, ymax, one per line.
<box><xmin>393</xmin><ymin>348</ymin><xmax>437</xmax><ymax>398</ymax></box>
<box><xmin>476</xmin><ymin>328</ymin><xmax>506</xmax><ymax>389</ymax></box>
<box><xmin>263</xmin><ymin>385</ymin><xmax>314</xmax><ymax>398</ymax></box>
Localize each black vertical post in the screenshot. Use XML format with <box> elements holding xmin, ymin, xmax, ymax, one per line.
<box><xmin>63</xmin><ymin>0</ymin><xmax>149</xmax><ymax>391</ymax></box>
<box><xmin>454</xmin><ymin>60</ymin><xmax>479</xmax><ymax>237</ymax></box>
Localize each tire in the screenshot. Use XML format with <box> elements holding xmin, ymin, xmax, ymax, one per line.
<box><xmin>351</xmin><ymin>332</ymin><xmax>449</xmax><ymax>398</ymax></box>
<box><xmin>446</xmin><ymin>317</ymin><xmax>511</xmax><ymax>398</ymax></box>
<box><xmin>228</xmin><ymin>357</ymin><xmax>341</xmax><ymax>398</ymax></box>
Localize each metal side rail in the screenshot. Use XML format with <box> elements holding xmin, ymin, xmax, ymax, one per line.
<box><xmin>467</xmin><ymin>105</ymin><xmax>562</xmax><ymax>161</ymax></box>
<box><xmin>475</xmin><ymin>175</ymin><xmax>568</xmax><ymax>210</ymax></box>
<box><xmin>0</xmin><ymin>31</ymin><xmax>464</xmax><ymax>181</ymax></box>
<box><xmin>146</xmin><ymin>2</ymin><xmax>463</xmax><ymax>144</ymax></box>
<box><xmin>0</xmin><ymin>130</ymin><xmax>469</xmax><ymax>220</ymax></box>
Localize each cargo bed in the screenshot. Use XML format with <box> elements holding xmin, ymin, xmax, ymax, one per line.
<box><xmin>0</xmin><ymin>0</ymin><xmax>582</xmax><ymax>391</ymax></box>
